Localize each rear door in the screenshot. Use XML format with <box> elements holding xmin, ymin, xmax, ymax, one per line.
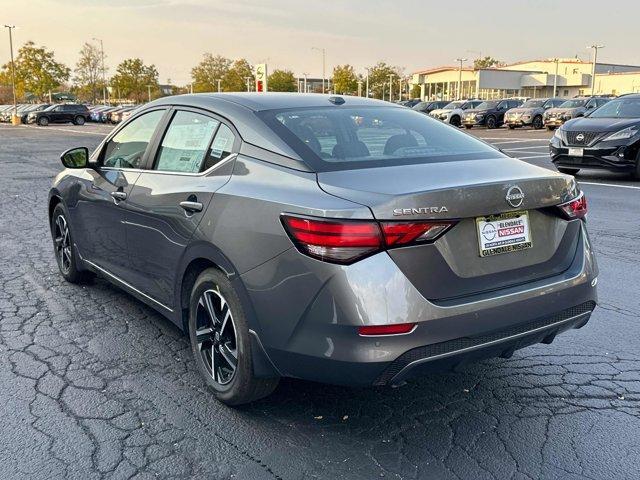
<box><xmin>124</xmin><ymin>107</ymin><xmax>238</xmax><ymax>308</ymax></box>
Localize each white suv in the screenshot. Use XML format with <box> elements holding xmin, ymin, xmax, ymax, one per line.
<box><xmin>429</xmin><ymin>100</ymin><xmax>483</xmax><ymax>127</ymax></box>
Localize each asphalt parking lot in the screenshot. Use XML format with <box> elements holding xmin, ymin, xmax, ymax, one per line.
<box><xmin>1</xmin><ymin>122</ymin><xmax>639</xmax><ymax>480</ymax></box>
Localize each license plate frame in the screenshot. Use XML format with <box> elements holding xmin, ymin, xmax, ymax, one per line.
<box><xmin>476</xmin><ymin>211</ymin><xmax>533</xmax><ymax>257</ymax></box>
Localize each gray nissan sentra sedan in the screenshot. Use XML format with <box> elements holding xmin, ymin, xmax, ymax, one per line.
<box><xmin>49</xmin><ymin>93</ymin><xmax>598</xmax><ymax>405</ymax></box>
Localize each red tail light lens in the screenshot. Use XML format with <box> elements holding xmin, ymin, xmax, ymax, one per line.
<box><xmin>557</xmin><ymin>191</ymin><xmax>587</xmax><ymax>220</ymax></box>
<box><xmin>358</xmin><ymin>323</ymin><xmax>416</xmax><ymax>336</ymax></box>
<box><xmin>281</xmin><ymin>215</ymin><xmax>455</xmax><ymax>264</ymax></box>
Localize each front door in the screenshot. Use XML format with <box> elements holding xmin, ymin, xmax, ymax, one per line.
<box><xmin>124</xmin><ymin>108</ymin><xmax>238</xmax><ymax>308</ymax></box>
<box><xmin>73</xmin><ymin>108</ymin><xmax>167</xmax><ymax>281</ymax></box>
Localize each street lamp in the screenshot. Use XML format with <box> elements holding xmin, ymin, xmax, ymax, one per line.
<box><xmin>552</xmin><ymin>58</ymin><xmax>559</xmax><ymax>97</ymax></box>
<box><xmin>365</xmin><ymin>68</ymin><xmax>370</xmax><ymax>98</ymax></box>
<box><xmin>455</xmin><ymin>58</ymin><xmax>467</xmax><ymax>100</ymax></box>
<box><xmin>92</xmin><ymin>37</ymin><xmax>107</xmax><ymax>105</ymax></box>
<box><xmin>388</xmin><ymin>73</ymin><xmax>395</xmax><ymax>102</ymax></box>
<box><xmin>147</xmin><ymin>84</ymin><xmax>152</xmax><ymax>102</ymax></box>
<box><xmin>311</xmin><ymin>47</ymin><xmax>326</xmax><ymax>93</ymax></box>
<box><xmin>4</xmin><ymin>25</ymin><xmax>18</xmax><ymax>123</ymax></box>
<box><xmin>245</xmin><ymin>77</ymin><xmax>252</xmax><ymax>92</ymax></box>
<box><xmin>588</xmin><ymin>44</ymin><xmax>604</xmax><ymax>95</ymax></box>
<box><xmin>214</xmin><ymin>78</ymin><xmax>221</xmax><ymax>92</ymax></box>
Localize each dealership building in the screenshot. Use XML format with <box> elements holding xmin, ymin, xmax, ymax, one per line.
<box><xmin>412</xmin><ymin>59</ymin><xmax>640</xmax><ymax>100</ymax></box>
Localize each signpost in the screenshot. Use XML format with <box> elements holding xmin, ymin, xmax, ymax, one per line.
<box><xmin>255</xmin><ymin>63</ymin><xmax>268</xmax><ymax>93</ymax></box>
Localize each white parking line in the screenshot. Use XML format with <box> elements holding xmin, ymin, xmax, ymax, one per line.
<box><xmin>488</xmin><ymin>139</ymin><xmax>550</xmax><ymax>144</ymax></box>
<box><xmin>502</xmin><ymin>145</ymin><xmax>549</xmax><ymax>151</ymax></box>
<box><xmin>512</xmin><ymin>154</ymin><xmax>550</xmax><ymax>159</ymax></box>
<box><xmin>506</xmin><ymin>151</ymin><xmax>550</xmax><ymax>156</ymax></box>
<box><xmin>579</xmin><ymin>181</ymin><xmax>640</xmax><ymax>191</ymax></box>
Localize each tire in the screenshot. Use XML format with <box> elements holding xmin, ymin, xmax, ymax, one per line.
<box><xmin>508</xmin><ymin>125</ymin><xmax>516</xmax><ymax>130</ymax></box>
<box><xmin>73</xmin><ymin>115</ymin><xmax>85</xmax><ymax>125</ymax></box>
<box><xmin>532</xmin><ymin>115</ymin><xmax>543</xmax><ymax>130</ymax></box>
<box><xmin>188</xmin><ymin>268</ymin><xmax>279</xmax><ymax>406</ymax></box>
<box><xmin>449</xmin><ymin>115</ymin><xmax>461</xmax><ymax>127</ymax></box>
<box><xmin>51</xmin><ymin>204</ymin><xmax>93</xmax><ymax>283</ymax></box>
<box><xmin>37</xmin><ymin>116</ymin><xmax>49</xmax><ymax>126</ymax></box>
<box><xmin>557</xmin><ymin>167</ymin><xmax>580</xmax><ymax>175</ymax></box>
<box><xmin>464</xmin><ymin>125</ymin><xmax>473</xmax><ymax>130</ymax></box>
<box><xmin>546</xmin><ymin>126</ymin><xmax>556</xmax><ymax>131</ymax></box>
<box><xmin>486</xmin><ymin>116</ymin><xmax>497</xmax><ymax>129</ymax></box>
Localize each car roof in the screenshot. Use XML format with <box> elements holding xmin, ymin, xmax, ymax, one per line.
<box><xmin>148</xmin><ymin>92</ymin><xmax>398</xmax><ymax>112</ymax></box>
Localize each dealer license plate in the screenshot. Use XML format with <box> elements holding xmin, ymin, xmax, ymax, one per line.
<box><xmin>568</xmin><ymin>147</ymin><xmax>583</xmax><ymax>157</ymax></box>
<box><xmin>476</xmin><ymin>211</ymin><xmax>532</xmax><ymax>257</ymax></box>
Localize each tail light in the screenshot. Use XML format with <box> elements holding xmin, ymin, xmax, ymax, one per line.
<box><xmin>281</xmin><ymin>214</ymin><xmax>455</xmax><ymax>264</ymax></box>
<box><xmin>358</xmin><ymin>323</ymin><xmax>416</xmax><ymax>336</ymax></box>
<box><xmin>557</xmin><ymin>191</ymin><xmax>587</xmax><ymax>220</ymax></box>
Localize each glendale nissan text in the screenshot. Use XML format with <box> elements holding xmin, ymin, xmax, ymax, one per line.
<box><xmin>49</xmin><ymin>93</ymin><xmax>598</xmax><ymax>405</ymax></box>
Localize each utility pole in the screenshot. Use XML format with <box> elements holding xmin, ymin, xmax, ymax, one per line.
<box><xmin>588</xmin><ymin>44</ymin><xmax>604</xmax><ymax>95</ymax></box>
<box><xmin>552</xmin><ymin>58</ymin><xmax>559</xmax><ymax>97</ymax></box>
<box><xmin>4</xmin><ymin>25</ymin><xmax>18</xmax><ymax>123</ymax></box>
<box><xmin>388</xmin><ymin>74</ymin><xmax>395</xmax><ymax>102</ymax></box>
<box><xmin>455</xmin><ymin>58</ymin><xmax>467</xmax><ymax>100</ymax></box>
<box><xmin>93</xmin><ymin>37</ymin><xmax>107</xmax><ymax>105</ymax></box>
<box><xmin>147</xmin><ymin>85</ymin><xmax>152</xmax><ymax>102</ymax></box>
<box><xmin>215</xmin><ymin>78</ymin><xmax>221</xmax><ymax>92</ymax></box>
<box><xmin>312</xmin><ymin>47</ymin><xmax>326</xmax><ymax>93</ymax></box>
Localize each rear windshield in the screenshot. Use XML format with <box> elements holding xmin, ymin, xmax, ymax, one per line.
<box><xmin>257</xmin><ymin>106</ymin><xmax>502</xmax><ymax>171</ymax></box>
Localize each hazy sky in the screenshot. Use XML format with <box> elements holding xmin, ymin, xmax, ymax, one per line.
<box><xmin>2</xmin><ymin>0</ymin><xmax>639</xmax><ymax>85</ymax></box>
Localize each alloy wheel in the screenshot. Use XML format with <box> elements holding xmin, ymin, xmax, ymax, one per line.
<box><xmin>195</xmin><ymin>287</ymin><xmax>238</xmax><ymax>385</ymax></box>
<box><xmin>54</xmin><ymin>215</ymin><xmax>72</xmax><ymax>274</ymax></box>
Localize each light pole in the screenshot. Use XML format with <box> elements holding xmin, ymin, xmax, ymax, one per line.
<box><xmin>215</xmin><ymin>78</ymin><xmax>221</xmax><ymax>92</ymax></box>
<box><xmin>245</xmin><ymin>77</ymin><xmax>252</xmax><ymax>92</ymax></box>
<box><xmin>588</xmin><ymin>44</ymin><xmax>604</xmax><ymax>95</ymax></box>
<box><xmin>312</xmin><ymin>47</ymin><xmax>326</xmax><ymax>93</ymax></box>
<box><xmin>388</xmin><ymin>74</ymin><xmax>395</xmax><ymax>102</ymax></box>
<box><xmin>552</xmin><ymin>58</ymin><xmax>559</xmax><ymax>97</ymax></box>
<box><xmin>357</xmin><ymin>80</ymin><xmax>362</xmax><ymax>97</ymax></box>
<box><xmin>303</xmin><ymin>73</ymin><xmax>308</xmax><ymax>93</ymax></box>
<box><xmin>365</xmin><ymin>68</ymin><xmax>370</xmax><ymax>98</ymax></box>
<box><xmin>4</xmin><ymin>25</ymin><xmax>17</xmax><ymax>123</ymax></box>
<box><xmin>147</xmin><ymin>84</ymin><xmax>152</xmax><ymax>102</ymax></box>
<box><xmin>455</xmin><ymin>58</ymin><xmax>467</xmax><ymax>100</ymax></box>
<box><xmin>92</xmin><ymin>37</ymin><xmax>107</xmax><ymax>105</ymax></box>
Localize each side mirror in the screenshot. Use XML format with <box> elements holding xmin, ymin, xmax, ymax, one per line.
<box><xmin>60</xmin><ymin>147</ymin><xmax>89</xmax><ymax>168</ymax></box>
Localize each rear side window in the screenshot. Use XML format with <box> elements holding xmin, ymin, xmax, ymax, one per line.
<box><xmin>258</xmin><ymin>106</ymin><xmax>500</xmax><ymax>171</ymax></box>
<box><xmin>102</xmin><ymin>110</ymin><xmax>165</xmax><ymax>169</ymax></box>
<box><xmin>155</xmin><ymin>111</ymin><xmax>220</xmax><ymax>173</ymax></box>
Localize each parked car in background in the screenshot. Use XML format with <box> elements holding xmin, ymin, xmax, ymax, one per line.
<box><xmin>89</xmin><ymin>105</ymin><xmax>112</xmax><ymax>122</ymax></box>
<box><xmin>20</xmin><ymin>104</ymin><xmax>50</xmax><ymax>124</ymax></box>
<box><xmin>462</xmin><ymin>99</ymin><xmax>523</xmax><ymax>129</ymax></box>
<box><xmin>0</xmin><ymin>104</ymin><xmax>18</xmax><ymax>122</ymax></box>
<box><xmin>49</xmin><ymin>93</ymin><xmax>597</xmax><ymax>405</ymax></box>
<box><xmin>430</xmin><ymin>99</ymin><xmax>483</xmax><ymax>126</ymax></box>
<box><xmin>109</xmin><ymin>106</ymin><xmax>138</xmax><ymax>124</ymax></box>
<box><xmin>27</xmin><ymin>103</ymin><xmax>90</xmax><ymax>126</ymax></box>
<box><xmin>550</xmin><ymin>93</ymin><xmax>640</xmax><ymax>178</ymax></box>
<box><xmin>504</xmin><ymin>98</ymin><xmax>566</xmax><ymax>130</ymax></box>
<box><xmin>119</xmin><ymin>106</ymin><xmax>140</xmax><ymax>124</ymax></box>
<box><xmin>543</xmin><ymin>97</ymin><xmax>611</xmax><ymax>130</ymax></box>
<box><xmin>412</xmin><ymin>100</ymin><xmax>450</xmax><ymax>115</ymax></box>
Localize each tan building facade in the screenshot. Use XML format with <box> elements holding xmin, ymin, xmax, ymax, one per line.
<box><xmin>412</xmin><ymin>59</ymin><xmax>640</xmax><ymax>100</ymax></box>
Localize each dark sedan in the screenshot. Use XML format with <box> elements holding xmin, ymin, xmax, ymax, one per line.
<box><xmin>462</xmin><ymin>99</ymin><xmax>523</xmax><ymax>129</ymax></box>
<box><xmin>550</xmin><ymin>94</ymin><xmax>640</xmax><ymax>178</ymax></box>
<box><xmin>412</xmin><ymin>100</ymin><xmax>451</xmax><ymax>115</ymax></box>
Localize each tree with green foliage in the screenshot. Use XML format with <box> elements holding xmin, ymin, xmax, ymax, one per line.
<box><xmin>110</xmin><ymin>58</ymin><xmax>158</xmax><ymax>102</ymax></box>
<box><xmin>74</xmin><ymin>42</ymin><xmax>104</xmax><ymax>102</ymax></box>
<box><xmin>191</xmin><ymin>53</ymin><xmax>232</xmax><ymax>92</ymax></box>
<box><xmin>332</xmin><ymin>64</ymin><xmax>358</xmax><ymax>95</ymax></box>
<box><xmin>0</xmin><ymin>41</ymin><xmax>70</xmax><ymax>100</ymax></box>
<box><xmin>366</xmin><ymin>62</ymin><xmax>403</xmax><ymax>100</ymax></box>
<box><xmin>473</xmin><ymin>56</ymin><xmax>503</xmax><ymax>69</ymax></box>
<box><xmin>267</xmin><ymin>69</ymin><xmax>296</xmax><ymax>92</ymax></box>
<box><xmin>223</xmin><ymin>58</ymin><xmax>253</xmax><ymax>92</ymax></box>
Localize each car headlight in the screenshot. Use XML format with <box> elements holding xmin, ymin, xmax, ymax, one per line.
<box><xmin>553</xmin><ymin>128</ymin><xmax>563</xmax><ymax>140</ymax></box>
<box><xmin>604</xmin><ymin>126</ymin><xmax>639</xmax><ymax>141</ymax></box>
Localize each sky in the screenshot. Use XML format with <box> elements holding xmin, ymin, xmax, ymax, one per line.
<box><xmin>1</xmin><ymin>0</ymin><xmax>640</xmax><ymax>85</ymax></box>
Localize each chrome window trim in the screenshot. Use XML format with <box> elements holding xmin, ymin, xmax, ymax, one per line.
<box><xmin>100</xmin><ymin>153</ymin><xmax>238</xmax><ymax>177</ymax></box>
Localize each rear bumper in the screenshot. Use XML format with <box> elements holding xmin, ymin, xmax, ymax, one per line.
<box><xmin>241</xmin><ymin>223</ymin><xmax>598</xmax><ymax>386</ymax></box>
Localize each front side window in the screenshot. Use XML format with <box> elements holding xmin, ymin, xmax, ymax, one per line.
<box><xmin>259</xmin><ymin>106</ymin><xmax>501</xmax><ymax>171</ymax></box>
<box><xmin>102</xmin><ymin>109</ymin><xmax>165</xmax><ymax>169</ymax></box>
<box><xmin>154</xmin><ymin>111</ymin><xmax>221</xmax><ymax>173</ymax></box>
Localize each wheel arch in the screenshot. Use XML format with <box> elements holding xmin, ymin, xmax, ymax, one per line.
<box><xmin>175</xmin><ymin>241</ymin><xmax>279</xmax><ymax>378</ymax></box>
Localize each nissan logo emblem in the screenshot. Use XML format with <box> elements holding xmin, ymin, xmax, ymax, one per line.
<box><xmin>506</xmin><ymin>185</ymin><xmax>525</xmax><ymax>208</ymax></box>
<box><xmin>576</xmin><ymin>133</ymin><xmax>585</xmax><ymax>142</ymax></box>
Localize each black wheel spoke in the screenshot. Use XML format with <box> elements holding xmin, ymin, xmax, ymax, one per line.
<box><xmin>195</xmin><ymin>287</ymin><xmax>238</xmax><ymax>386</ymax></box>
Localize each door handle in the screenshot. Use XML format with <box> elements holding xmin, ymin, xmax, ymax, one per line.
<box><xmin>179</xmin><ymin>201</ymin><xmax>203</xmax><ymax>213</ymax></box>
<box><xmin>110</xmin><ymin>191</ymin><xmax>127</xmax><ymax>201</ymax></box>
